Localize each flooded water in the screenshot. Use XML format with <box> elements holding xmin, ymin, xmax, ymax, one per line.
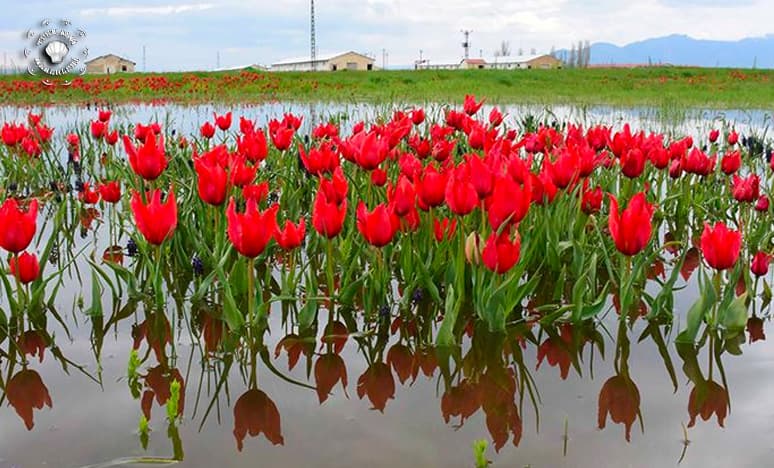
<box><xmin>1</xmin><ymin>102</ymin><xmax>774</xmax><ymax>467</ymax></box>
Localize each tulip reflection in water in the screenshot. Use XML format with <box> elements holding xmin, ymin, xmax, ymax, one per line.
<box><xmin>676</xmin><ymin>333</ymin><xmax>730</xmax><ymax>430</ymax></box>
<box><xmin>597</xmin><ymin>321</ymin><xmax>642</xmax><ymax>442</ymax></box>
<box><xmin>6</xmin><ymin>369</ymin><xmax>52</xmax><ymax>430</ymax></box>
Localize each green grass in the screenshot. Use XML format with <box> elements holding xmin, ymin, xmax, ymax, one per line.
<box><xmin>1</xmin><ymin>67</ymin><xmax>773</xmax><ymax>109</ymax></box>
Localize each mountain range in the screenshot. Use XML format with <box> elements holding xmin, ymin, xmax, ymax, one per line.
<box><xmin>566</xmin><ymin>34</ymin><xmax>774</xmax><ymax>68</ymax></box>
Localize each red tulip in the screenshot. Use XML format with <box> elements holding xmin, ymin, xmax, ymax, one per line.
<box><xmin>105</xmin><ymin>129</ymin><xmax>119</xmax><ymax>146</ymax></box>
<box><xmin>130</xmin><ymin>189</ymin><xmax>178</xmax><ymax>245</ymax></box>
<box><xmin>581</xmin><ymin>184</ymin><xmax>603</xmax><ymax>214</ymax></box>
<box><xmin>463</xmin><ymin>94</ymin><xmax>484</xmax><ymax>116</ymax></box>
<box><xmin>445</xmin><ymin>165</ymin><xmax>478</xmax><ymax>216</ymax></box>
<box><xmin>0</xmin><ymin>198</ymin><xmax>38</xmax><ymax>253</ymax></box>
<box><xmin>700</xmin><ymin>222</ymin><xmax>741</xmax><ymax>271</ymax></box>
<box><xmin>9</xmin><ymin>251</ymin><xmax>40</xmax><ymax>284</ymax></box>
<box><xmin>78</xmin><ymin>182</ymin><xmax>100</xmax><ymax>204</ymax></box>
<box><xmin>35</xmin><ymin>124</ymin><xmax>54</xmax><ymax>143</ymax></box>
<box><xmin>200</xmin><ymin>121</ymin><xmax>215</xmax><ymax>139</ymax></box>
<box><xmin>194</xmin><ymin>148</ymin><xmax>228</xmax><ymax>206</ymax></box>
<box><xmin>6</xmin><ymin>369</ymin><xmax>52</xmax><ymax>430</ymax></box>
<box><xmin>756</xmin><ymin>194</ymin><xmax>770</xmax><ymax>212</ymax></box>
<box><xmin>489</xmin><ymin>107</ymin><xmax>504</xmax><ymax>127</ymax></box>
<box><xmin>2</xmin><ymin>123</ymin><xmax>28</xmax><ymax>146</ymax></box>
<box><xmin>312</xmin><ymin>122</ymin><xmax>339</xmax><ymax>140</ymax></box>
<box><xmin>410</xmin><ymin>108</ymin><xmax>425</xmax><ymax>125</ymax></box>
<box><xmin>66</xmin><ymin>133</ymin><xmax>80</xmax><ymax>149</ymax></box>
<box><xmin>709</xmin><ymin>129</ymin><xmax>719</xmax><ymax>143</ymax></box>
<box><xmin>98</xmin><ymin>109</ymin><xmax>111</xmax><ymax>122</ymax></box>
<box><xmin>467</xmin><ymin>154</ymin><xmax>495</xmax><ymax>198</ymax></box>
<box><xmin>274</xmin><ymin>218</ymin><xmax>306</xmax><ymax>250</ymax></box>
<box><xmin>134</xmin><ymin>122</ymin><xmax>161</xmax><ymax>140</ymax></box>
<box><xmin>387</xmin><ymin>175</ymin><xmax>416</xmax><ymax>217</ymax></box>
<box><xmin>415</xmin><ymin>164</ymin><xmax>448</xmax><ymax>209</ymax></box>
<box><xmin>751</xmin><ymin>251</ymin><xmax>770</xmax><ymax>277</ymax></box>
<box><xmin>228</xmin><ymin>155</ymin><xmax>258</xmax><ymax>187</ymax></box>
<box><xmin>98</xmin><ymin>181</ymin><xmax>121</xmax><ymax>203</ymax></box>
<box><xmin>682</xmin><ymin>147</ymin><xmax>715</xmax><ymax>176</ymax></box>
<box><xmin>608</xmin><ymin>192</ymin><xmax>655</xmax><ymax>256</ymax></box>
<box><xmin>370</xmin><ymin>168</ymin><xmax>387</xmax><ymax>187</ymax></box>
<box><xmin>226</xmin><ymin>198</ymin><xmax>278</xmax><ymax>258</ymax></box>
<box><xmin>299</xmin><ymin>141</ymin><xmax>339</xmax><ymax>176</ymax></box>
<box><xmin>486</xmin><ymin>174</ymin><xmax>531</xmax><ymax>231</ymax></box>
<box><xmin>237</xmin><ymin>129</ymin><xmax>268</xmax><ymax>163</ymax></box>
<box><xmin>269</xmin><ymin>120</ymin><xmax>294</xmax><ymax>151</ymax></box>
<box><xmin>27</xmin><ymin>112</ymin><xmax>42</xmax><ymax>126</ymax></box>
<box><xmin>90</xmin><ymin>120</ymin><xmax>106</xmax><ymax>139</ymax></box>
<box><xmin>354</xmin><ymin>131</ymin><xmax>389</xmax><ymax>170</ymax></box>
<box><xmin>648</xmin><ymin>146</ymin><xmax>670</xmax><ymax>169</ymax></box>
<box><xmin>732</xmin><ymin>174</ymin><xmax>759</xmax><ymax>202</ymax></box>
<box><xmin>433</xmin><ymin>217</ymin><xmax>457</xmax><ymax>242</ymax></box>
<box><xmin>312</xmin><ymin>187</ymin><xmax>347</xmax><ymax>239</ymax></box>
<box><xmin>720</xmin><ymin>150</ymin><xmax>741</xmax><ymax>175</ymax></box>
<box><xmin>727</xmin><ymin>130</ymin><xmax>738</xmax><ymax>146</ymax></box>
<box><xmin>214</xmin><ymin>111</ymin><xmax>232</xmax><ymax>131</ymax></box>
<box><xmin>124</xmin><ymin>132</ymin><xmax>167</xmax><ymax>181</ymax></box>
<box><xmin>239</xmin><ymin>116</ymin><xmax>255</xmax><ymax>135</ymax></box>
<box><xmin>620</xmin><ymin>148</ymin><xmax>646</xmax><ymax>179</ymax></box>
<box><xmin>21</xmin><ymin>137</ymin><xmax>41</xmax><ymax>157</ymax></box>
<box><xmin>356</xmin><ymin>201</ymin><xmax>399</xmax><ymax>247</ymax></box>
<box><xmin>243</xmin><ymin>182</ymin><xmax>269</xmax><ymax>203</ymax></box>
<box><xmin>482</xmin><ymin>227</ymin><xmax>521</xmax><ymax>274</ymax></box>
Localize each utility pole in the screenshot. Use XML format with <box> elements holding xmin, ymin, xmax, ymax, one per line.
<box><xmin>310</xmin><ymin>0</ymin><xmax>317</xmax><ymax>71</ymax></box>
<box><xmin>461</xmin><ymin>30</ymin><xmax>472</xmax><ymax>59</ymax></box>
<box><xmin>382</xmin><ymin>48</ymin><xmax>387</xmax><ymax>70</ymax></box>
<box><xmin>216</xmin><ymin>51</ymin><xmax>220</xmax><ymax>69</ymax></box>
<box><xmin>142</xmin><ymin>45</ymin><xmax>146</xmax><ymax>72</ymax></box>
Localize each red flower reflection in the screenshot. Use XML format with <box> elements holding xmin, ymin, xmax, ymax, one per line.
<box><xmin>6</xmin><ymin>369</ymin><xmax>52</xmax><ymax>430</ymax></box>
<box><xmin>356</xmin><ymin>362</ymin><xmax>395</xmax><ymax>412</ymax></box>
<box><xmin>687</xmin><ymin>380</ymin><xmax>728</xmax><ymax>428</ymax></box>
<box><xmin>598</xmin><ymin>374</ymin><xmax>641</xmax><ymax>441</ymax></box>
<box><xmin>233</xmin><ymin>388</ymin><xmax>284</xmax><ymax>450</ymax></box>
<box><xmin>315</xmin><ymin>353</ymin><xmax>348</xmax><ymax>403</ymax></box>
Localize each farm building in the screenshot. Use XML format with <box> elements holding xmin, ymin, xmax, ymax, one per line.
<box><xmin>85</xmin><ymin>54</ymin><xmax>136</xmax><ymax>74</ymax></box>
<box><xmin>489</xmin><ymin>54</ymin><xmax>563</xmax><ymax>70</ymax></box>
<box><xmin>417</xmin><ymin>54</ymin><xmax>562</xmax><ymax>71</ymax></box>
<box><xmin>271</xmin><ymin>51</ymin><xmax>375</xmax><ymax>72</ymax></box>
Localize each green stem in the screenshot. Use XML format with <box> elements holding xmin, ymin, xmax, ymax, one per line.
<box><xmin>326</xmin><ymin>238</ymin><xmax>335</xmax><ymax>310</ymax></box>
<box><xmin>247</xmin><ymin>257</ymin><xmax>255</xmax><ymax>327</ymax></box>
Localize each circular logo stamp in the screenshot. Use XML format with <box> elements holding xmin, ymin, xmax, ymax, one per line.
<box><xmin>24</xmin><ymin>18</ymin><xmax>88</xmax><ymax>85</ymax></box>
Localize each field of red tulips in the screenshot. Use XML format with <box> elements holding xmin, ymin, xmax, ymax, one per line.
<box><xmin>1</xmin><ymin>96</ymin><xmax>774</xmax><ymax>465</ymax></box>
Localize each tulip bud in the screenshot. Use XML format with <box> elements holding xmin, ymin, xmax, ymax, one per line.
<box><xmin>465</xmin><ymin>232</ymin><xmax>481</xmax><ymax>265</ymax></box>
<box><xmin>9</xmin><ymin>252</ymin><xmax>40</xmax><ymax>284</ymax></box>
<box><xmin>756</xmin><ymin>194</ymin><xmax>770</xmax><ymax>212</ymax></box>
<box><xmin>751</xmin><ymin>251</ymin><xmax>770</xmax><ymax>277</ymax></box>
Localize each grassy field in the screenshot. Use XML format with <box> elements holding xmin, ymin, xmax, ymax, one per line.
<box><xmin>1</xmin><ymin>67</ymin><xmax>773</xmax><ymax>109</ymax></box>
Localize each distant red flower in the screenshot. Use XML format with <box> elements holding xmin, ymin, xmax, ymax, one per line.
<box><xmin>200</xmin><ymin>121</ymin><xmax>215</xmax><ymax>139</ymax></box>
<box><xmin>727</xmin><ymin>130</ymin><xmax>738</xmax><ymax>146</ymax></box>
<box><xmin>90</xmin><ymin>120</ymin><xmax>106</xmax><ymax>139</ymax></box>
<box><xmin>709</xmin><ymin>129</ymin><xmax>719</xmax><ymax>143</ymax></box>
<box><xmin>98</xmin><ymin>109</ymin><xmax>111</xmax><ymax>122</ymax></box>
<box><xmin>463</xmin><ymin>94</ymin><xmax>484</xmax><ymax>116</ymax></box>
<box><xmin>720</xmin><ymin>150</ymin><xmax>741</xmax><ymax>175</ymax></box>
<box><xmin>214</xmin><ymin>111</ymin><xmax>232</xmax><ymax>131</ymax></box>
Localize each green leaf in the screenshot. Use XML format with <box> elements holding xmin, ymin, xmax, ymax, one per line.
<box><xmin>676</xmin><ymin>279</ymin><xmax>716</xmax><ymax>344</ymax></box>
<box><xmin>436</xmin><ymin>285</ymin><xmax>459</xmax><ymax>347</ymax></box>
<box><xmin>720</xmin><ymin>293</ymin><xmax>748</xmax><ymax>334</ymax></box>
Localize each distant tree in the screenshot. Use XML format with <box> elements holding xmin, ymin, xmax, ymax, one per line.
<box><xmin>498</xmin><ymin>41</ymin><xmax>511</xmax><ymax>57</ymax></box>
<box><xmin>583</xmin><ymin>40</ymin><xmax>591</xmax><ymax>67</ymax></box>
<box><xmin>568</xmin><ymin>44</ymin><xmax>576</xmax><ymax>68</ymax></box>
<box><xmin>530</xmin><ymin>47</ymin><xmax>537</xmax><ymax>55</ymax></box>
<box><xmin>576</xmin><ymin>41</ymin><xmax>583</xmax><ymax>68</ymax></box>
<box><xmin>549</xmin><ymin>45</ymin><xmax>556</xmax><ymax>58</ymax></box>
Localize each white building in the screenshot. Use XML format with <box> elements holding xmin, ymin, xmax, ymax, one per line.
<box><xmin>415</xmin><ymin>54</ymin><xmax>562</xmax><ymax>71</ymax></box>
<box><xmin>271</xmin><ymin>51</ymin><xmax>376</xmax><ymax>72</ymax></box>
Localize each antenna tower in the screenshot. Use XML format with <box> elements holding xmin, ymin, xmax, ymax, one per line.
<box><xmin>311</xmin><ymin>0</ymin><xmax>317</xmax><ymax>71</ymax></box>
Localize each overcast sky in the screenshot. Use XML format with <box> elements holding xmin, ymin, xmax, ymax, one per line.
<box><xmin>1</xmin><ymin>0</ymin><xmax>773</xmax><ymax>71</ymax></box>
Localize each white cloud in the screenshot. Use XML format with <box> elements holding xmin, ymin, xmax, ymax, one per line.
<box><xmin>80</xmin><ymin>3</ymin><xmax>215</xmax><ymax>18</ymax></box>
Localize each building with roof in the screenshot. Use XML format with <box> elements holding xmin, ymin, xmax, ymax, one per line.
<box><xmin>85</xmin><ymin>54</ymin><xmax>136</xmax><ymax>74</ymax></box>
<box><xmin>416</xmin><ymin>54</ymin><xmax>563</xmax><ymax>71</ymax></box>
<box><xmin>271</xmin><ymin>51</ymin><xmax>375</xmax><ymax>72</ymax></box>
